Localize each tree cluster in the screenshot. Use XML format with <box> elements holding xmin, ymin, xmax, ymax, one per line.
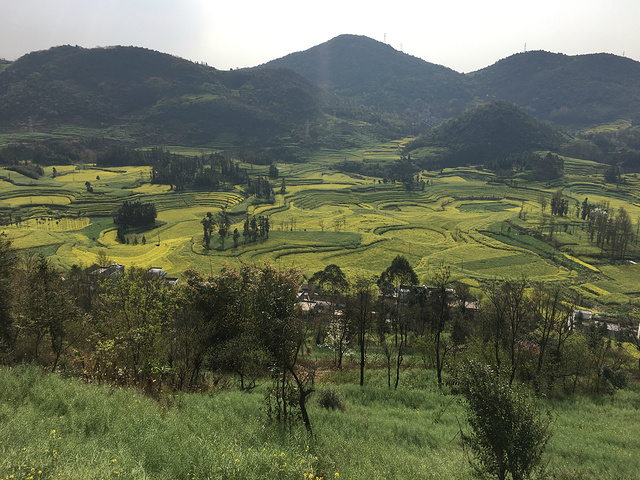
<box><xmin>0</xmin><ymin>140</ymin><xmax>82</xmax><ymax>166</ymax></box>
<box><xmin>584</xmin><ymin>201</ymin><xmax>634</xmax><ymax>260</ymax></box>
<box><xmin>112</xmin><ymin>200</ymin><xmax>157</xmax><ymax>227</ymax></box>
<box><xmin>246</xmin><ymin>176</ymin><xmax>274</xmax><ymax>201</ymax></box>
<box><xmin>97</xmin><ymin>147</ymin><xmax>247</xmax><ymax>190</ymax></box>
<box><xmin>242</xmin><ymin>215</ymin><xmax>270</xmax><ymax>244</ymax></box>
<box><xmin>569</xmin><ymin>125</ymin><xmax>640</xmax><ymax>172</ymax></box>
<box><xmin>550</xmin><ymin>190</ymin><xmax>569</xmax><ymax>216</ymax></box>
<box><xmin>5</xmin><ymin>163</ymin><xmax>44</xmax><ymax>180</ymax></box>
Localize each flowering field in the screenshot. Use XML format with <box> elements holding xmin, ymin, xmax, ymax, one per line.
<box><xmin>1</xmin><ymin>147</ymin><xmax>640</xmax><ymax>310</ymax></box>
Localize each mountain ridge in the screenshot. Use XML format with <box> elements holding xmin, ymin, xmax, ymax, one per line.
<box><xmin>262</xmin><ymin>35</ymin><xmax>640</xmax><ymax>128</ymax></box>
<box><xmin>1</xmin><ymin>36</ymin><xmax>639</xmax><ymax>149</ymax></box>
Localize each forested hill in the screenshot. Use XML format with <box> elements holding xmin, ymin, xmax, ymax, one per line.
<box><xmin>0</xmin><ymin>45</ymin><xmax>354</xmax><ymax>146</ymax></box>
<box><xmin>406</xmin><ymin>100</ymin><xmax>566</xmax><ymax>168</ymax></box>
<box><xmin>2</xmin><ymin>39</ymin><xmax>640</xmax><ymax>149</ymax></box>
<box><xmin>261</xmin><ymin>35</ymin><xmax>640</xmax><ymax>128</ymax></box>
<box><xmin>467</xmin><ymin>50</ymin><xmax>640</xmax><ymax>126</ymax></box>
<box><xmin>261</xmin><ymin>34</ymin><xmax>472</xmax><ymax>121</ymax></box>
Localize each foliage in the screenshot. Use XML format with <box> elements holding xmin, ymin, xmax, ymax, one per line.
<box><xmin>377</xmin><ymin>254</ymin><xmax>418</xmax><ymax>291</ymax></box>
<box><xmin>6</xmin><ymin>163</ymin><xmax>44</xmax><ymax>179</ymax></box>
<box><xmin>453</xmin><ymin>361</ymin><xmax>553</xmax><ymax>480</ymax></box>
<box><xmin>316</xmin><ymin>386</ymin><xmax>345</xmax><ymax>411</ymax></box>
<box><xmin>112</xmin><ymin>200</ymin><xmax>157</xmax><ymax>227</ymax></box>
<box><xmin>407</xmin><ymin>101</ymin><xmax>564</xmax><ymax>169</ymax></box>
<box><xmin>0</xmin><ymin>233</ymin><xmax>17</xmax><ymax>352</ymax></box>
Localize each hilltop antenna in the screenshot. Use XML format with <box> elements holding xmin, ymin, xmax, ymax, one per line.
<box><xmin>524</xmin><ymin>43</ymin><xmax>527</xmax><ymax>53</ymax></box>
<box><xmin>400</xmin><ymin>43</ymin><xmax>403</xmax><ymax>52</ymax></box>
<box><xmin>384</xmin><ymin>33</ymin><xmax>387</xmax><ymax>43</ymax></box>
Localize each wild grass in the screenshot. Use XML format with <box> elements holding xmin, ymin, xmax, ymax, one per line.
<box><xmin>2</xmin><ymin>365</ymin><xmax>640</xmax><ymax>480</ymax></box>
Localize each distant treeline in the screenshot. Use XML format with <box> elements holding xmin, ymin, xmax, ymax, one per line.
<box><xmin>562</xmin><ymin>125</ymin><xmax>640</xmax><ymax>172</ymax></box>
<box><xmin>97</xmin><ymin>146</ymin><xmax>247</xmax><ymax>190</ymax></box>
<box><xmin>335</xmin><ymin>151</ymin><xmax>564</xmax><ymax>184</ymax></box>
<box><xmin>0</xmin><ymin>140</ymin><xmax>84</xmax><ymax>166</ymax></box>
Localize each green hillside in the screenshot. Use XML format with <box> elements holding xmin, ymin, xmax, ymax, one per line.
<box><xmin>0</xmin><ymin>45</ymin><xmax>366</xmax><ymax>147</ymax></box>
<box><xmin>468</xmin><ymin>51</ymin><xmax>640</xmax><ymax>126</ymax></box>
<box><xmin>261</xmin><ymin>35</ymin><xmax>640</xmax><ymax>129</ymax></box>
<box><xmin>406</xmin><ymin>100</ymin><xmax>566</xmax><ymax>168</ymax></box>
<box><xmin>262</xmin><ymin>34</ymin><xmax>471</xmax><ymax>122</ymax></box>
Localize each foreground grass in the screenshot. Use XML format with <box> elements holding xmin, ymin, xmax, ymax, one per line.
<box><xmin>2</xmin><ymin>366</ymin><xmax>640</xmax><ymax>479</ymax></box>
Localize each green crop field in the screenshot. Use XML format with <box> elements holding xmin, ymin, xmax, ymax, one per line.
<box><xmin>2</xmin><ymin>145</ymin><xmax>640</xmax><ymax>314</ymax></box>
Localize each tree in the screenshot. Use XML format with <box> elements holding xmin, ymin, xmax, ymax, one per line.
<box><xmin>378</xmin><ymin>255</ymin><xmax>419</xmax><ymax>388</ymax></box>
<box><xmin>378</xmin><ymin>255</ymin><xmax>418</xmax><ymax>292</ymax></box>
<box><xmin>378</xmin><ymin>255</ymin><xmax>418</xmax><ymax>343</ymax></box>
<box><xmin>217</xmin><ymin>209</ymin><xmax>230</xmax><ymax>249</ymax></box>
<box><xmin>94</xmin><ymin>267</ymin><xmax>177</xmax><ymax>387</ymax></box>
<box><xmin>250</xmin><ymin>264</ymin><xmax>314</xmax><ymax>433</ymax></box>
<box><xmin>309</xmin><ymin>264</ymin><xmax>350</xmax><ymax>369</ymax></box>
<box><xmin>454</xmin><ymin>361</ymin><xmax>553</xmax><ymax>480</ymax></box>
<box><xmin>485</xmin><ymin>277</ymin><xmax>532</xmax><ymax>386</ymax></box>
<box><xmin>309</xmin><ymin>264</ymin><xmax>349</xmax><ymax>293</ymax></box>
<box><xmin>530</xmin><ymin>283</ymin><xmax>575</xmax><ymax>395</ymax></box>
<box><xmin>347</xmin><ymin>276</ymin><xmax>374</xmax><ymax>386</ymax></box>
<box><xmin>14</xmin><ymin>255</ymin><xmax>82</xmax><ymax>370</ymax></box>
<box><xmin>428</xmin><ymin>265</ymin><xmax>452</xmax><ymax>388</ymax></box>
<box><xmin>0</xmin><ymin>234</ymin><xmax>17</xmax><ymax>351</ymax></box>
<box><xmin>232</xmin><ymin>228</ymin><xmax>240</xmax><ymax>248</ymax></box>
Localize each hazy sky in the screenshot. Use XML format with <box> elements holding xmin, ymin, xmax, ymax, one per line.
<box><xmin>1</xmin><ymin>0</ymin><xmax>639</xmax><ymax>73</ymax></box>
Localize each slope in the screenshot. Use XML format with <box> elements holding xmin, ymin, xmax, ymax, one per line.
<box><xmin>0</xmin><ymin>45</ymin><xmax>349</xmax><ymax>147</ymax></box>
<box><xmin>261</xmin><ymin>34</ymin><xmax>472</xmax><ymax>122</ymax></box>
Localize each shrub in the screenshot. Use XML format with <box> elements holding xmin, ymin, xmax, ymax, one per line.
<box><xmin>602</xmin><ymin>365</ymin><xmax>628</xmax><ymax>390</ymax></box>
<box><xmin>453</xmin><ymin>361</ymin><xmax>553</xmax><ymax>480</ymax></box>
<box><xmin>317</xmin><ymin>387</ymin><xmax>345</xmax><ymax>411</ymax></box>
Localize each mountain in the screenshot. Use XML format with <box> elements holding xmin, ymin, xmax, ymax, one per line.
<box><xmin>467</xmin><ymin>50</ymin><xmax>640</xmax><ymax>126</ymax></box>
<box><xmin>406</xmin><ymin>100</ymin><xmax>566</xmax><ymax>167</ymax></box>
<box><xmin>261</xmin><ymin>34</ymin><xmax>472</xmax><ymax>122</ymax></box>
<box><xmin>261</xmin><ymin>35</ymin><xmax>640</xmax><ymax>128</ymax></box>
<box><xmin>1</xmin><ymin>38</ymin><xmax>640</xmax><ymax>151</ymax></box>
<box><xmin>0</xmin><ymin>45</ymin><xmax>349</xmax><ymax>146</ymax></box>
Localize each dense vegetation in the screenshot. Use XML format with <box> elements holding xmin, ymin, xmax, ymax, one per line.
<box><xmin>405</xmin><ymin>101</ymin><xmax>565</xmax><ymax>171</ymax></box>
<box><xmin>0</xmin><ymin>45</ymin><xmax>363</xmax><ymax>147</ymax></box>
<box><xmin>1</xmin><ymin>236</ymin><xmax>639</xmax><ymax>478</ymax></box>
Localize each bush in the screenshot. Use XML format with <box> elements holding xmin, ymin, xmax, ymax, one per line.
<box><xmin>453</xmin><ymin>361</ymin><xmax>553</xmax><ymax>480</ymax></box>
<box><xmin>317</xmin><ymin>386</ymin><xmax>345</xmax><ymax>411</ymax></box>
<box><xmin>602</xmin><ymin>365</ymin><xmax>628</xmax><ymax>390</ymax></box>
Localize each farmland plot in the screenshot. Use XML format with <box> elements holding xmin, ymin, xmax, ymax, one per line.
<box><xmin>1</xmin><ymin>147</ymin><xmax>639</xmax><ymax>312</ymax></box>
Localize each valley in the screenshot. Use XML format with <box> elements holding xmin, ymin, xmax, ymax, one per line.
<box><xmin>1</xmin><ymin>139</ymin><xmax>639</xmax><ymax>315</ymax></box>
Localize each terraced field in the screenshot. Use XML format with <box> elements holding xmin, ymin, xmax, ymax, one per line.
<box><xmin>1</xmin><ymin>146</ymin><xmax>640</xmax><ymax>313</ymax></box>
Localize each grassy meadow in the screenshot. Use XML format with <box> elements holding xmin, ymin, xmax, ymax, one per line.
<box><xmin>1</xmin><ymin>142</ymin><xmax>640</xmax><ymax>314</ymax></box>
<box><xmin>2</xmin><ymin>365</ymin><xmax>640</xmax><ymax>480</ymax></box>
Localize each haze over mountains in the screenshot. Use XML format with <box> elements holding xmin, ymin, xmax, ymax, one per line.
<box><xmin>1</xmin><ymin>34</ymin><xmax>639</xmax><ymax>147</ymax></box>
